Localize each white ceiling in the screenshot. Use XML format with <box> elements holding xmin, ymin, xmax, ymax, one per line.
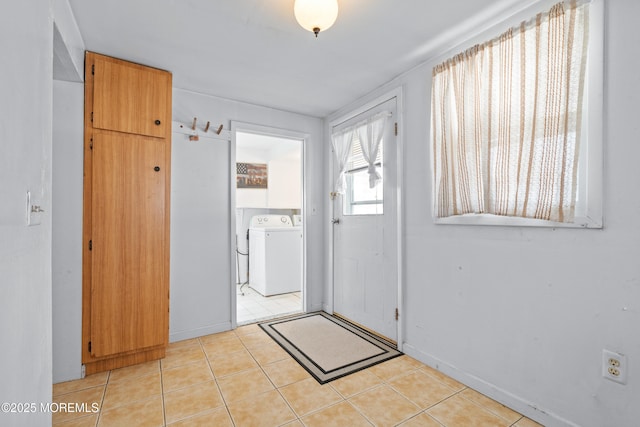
<box><xmin>68</xmin><ymin>0</ymin><xmax>532</xmax><ymax>118</ymax></box>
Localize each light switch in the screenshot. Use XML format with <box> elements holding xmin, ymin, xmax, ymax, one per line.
<box><xmin>26</xmin><ymin>191</ymin><xmax>44</xmax><ymax>227</ymax></box>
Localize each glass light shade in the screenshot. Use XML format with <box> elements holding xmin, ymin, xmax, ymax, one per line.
<box><xmin>294</xmin><ymin>0</ymin><xmax>339</xmax><ymax>36</ymax></box>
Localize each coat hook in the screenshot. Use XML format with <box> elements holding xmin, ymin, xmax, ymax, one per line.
<box><xmin>191</xmin><ymin>117</ymin><xmax>197</xmax><ymax>131</ymax></box>
<box><xmin>216</xmin><ymin>124</ymin><xmax>223</xmax><ymax>135</ymax></box>
<box><xmin>204</xmin><ymin>121</ymin><xmax>211</xmax><ymax>133</ymax></box>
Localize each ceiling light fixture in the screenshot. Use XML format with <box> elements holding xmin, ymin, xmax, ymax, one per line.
<box><xmin>294</xmin><ymin>0</ymin><xmax>339</xmax><ymax>38</ymax></box>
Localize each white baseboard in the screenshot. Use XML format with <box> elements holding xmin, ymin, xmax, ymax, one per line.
<box><xmin>307</xmin><ymin>302</ymin><xmax>324</xmax><ymax>313</ymax></box>
<box><xmin>169</xmin><ymin>321</ymin><xmax>232</xmax><ymax>343</ymax></box>
<box><xmin>402</xmin><ymin>343</ymin><xmax>579</xmax><ymax>427</ymax></box>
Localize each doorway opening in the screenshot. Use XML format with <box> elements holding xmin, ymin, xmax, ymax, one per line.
<box><xmin>233</xmin><ymin>130</ymin><xmax>304</xmax><ymax>325</ymax></box>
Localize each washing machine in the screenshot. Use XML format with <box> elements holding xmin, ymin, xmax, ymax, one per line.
<box><xmin>249</xmin><ymin>215</ymin><xmax>302</xmax><ymax>296</ymax></box>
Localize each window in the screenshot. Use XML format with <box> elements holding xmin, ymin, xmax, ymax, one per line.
<box><xmin>344</xmin><ymin>137</ymin><xmax>383</xmax><ymax>215</ymax></box>
<box><xmin>331</xmin><ymin>111</ymin><xmax>390</xmax><ymax>216</ymax></box>
<box><xmin>431</xmin><ymin>0</ymin><xmax>602</xmax><ymax>228</ymax></box>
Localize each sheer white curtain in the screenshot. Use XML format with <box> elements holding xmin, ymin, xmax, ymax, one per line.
<box><xmin>355</xmin><ymin>112</ymin><xmax>390</xmax><ymax>188</ymax></box>
<box><xmin>431</xmin><ymin>0</ymin><xmax>590</xmax><ymax>222</ymax></box>
<box><xmin>331</xmin><ymin>129</ymin><xmax>354</xmax><ymax>194</ymax></box>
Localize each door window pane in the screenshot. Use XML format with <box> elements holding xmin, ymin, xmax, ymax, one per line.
<box><xmin>343</xmin><ymin>137</ymin><xmax>383</xmax><ymax>215</ymax></box>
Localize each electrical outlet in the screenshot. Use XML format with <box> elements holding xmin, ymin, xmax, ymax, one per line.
<box><xmin>602</xmin><ymin>349</ymin><xmax>627</xmax><ymax>384</ymax></box>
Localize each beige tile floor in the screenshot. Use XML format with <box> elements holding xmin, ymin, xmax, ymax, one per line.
<box><xmin>53</xmin><ymin>323</ymin><xmax>544</xmax><ymax>427</ymax></box>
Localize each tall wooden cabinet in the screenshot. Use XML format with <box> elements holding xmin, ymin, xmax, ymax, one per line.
<box><xmin>82</xmin><ymin>52</ymin><xmax>172</xmax><ymax>374</ymax></box>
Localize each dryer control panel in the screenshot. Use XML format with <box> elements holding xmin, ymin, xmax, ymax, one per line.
<box><xmin>250</xmin><ymin>215</ymin><xmax>293</xmax><ymax>228</ymax></box>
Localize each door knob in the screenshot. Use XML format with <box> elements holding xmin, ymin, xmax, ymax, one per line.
<box><xmin>332</xmin><ymin>218</ymin><xmax>340</xmax><ymax>224</ymax></box>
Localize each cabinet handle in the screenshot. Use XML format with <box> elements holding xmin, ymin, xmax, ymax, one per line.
<box><xmin>154</xmin><ymin>166</ymin><xmax>160</xmax><ymax>172</ymax></box>
<box><xmin>154</xmin><ymin>119</ymin><xmax>161</xmax><ymax>126</ymax></box>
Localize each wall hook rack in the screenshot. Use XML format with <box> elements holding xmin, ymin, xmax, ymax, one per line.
<box><xmin>189</xmin><ymin>117</ymin><xmax>199</xmax><ymax>141</ymax></box>
<box><xmin>172</xmin><ymin>120</ymin><xmax>231</xmax><ymax>142</ymax></box>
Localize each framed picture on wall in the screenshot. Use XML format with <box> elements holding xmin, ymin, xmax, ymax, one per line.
<box><xmin>237</xmin><ymin>163</ymin><xmax>268</xmax><ymax>189</ymax></box>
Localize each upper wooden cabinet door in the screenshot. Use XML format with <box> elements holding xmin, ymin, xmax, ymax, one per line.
<box><xmin>89</xmin><ymin>52</ymin><xmax>171</xmax><ymax>138</ymax></box>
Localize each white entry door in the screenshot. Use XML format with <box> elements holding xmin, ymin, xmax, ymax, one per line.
<box><xmin>332</xmin><ymin>97</ymin><xmax>398</xmax><ymax>342</ymax></box>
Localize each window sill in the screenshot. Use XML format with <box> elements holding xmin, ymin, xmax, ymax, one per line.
<box><xmin>434</xmin><ymin>213</ymin><xmax>602</xmax><ymax>229</ymax></box>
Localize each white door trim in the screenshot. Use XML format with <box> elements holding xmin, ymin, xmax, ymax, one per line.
<box><xmin>229</xmin><ymin>121</ymin><xmax>310</xmax><ymax>330</ymax></box>
<box><xmin>327</xmin><ymin>87</ymin><xmax>404</xmax><ymax>350</ymax></box>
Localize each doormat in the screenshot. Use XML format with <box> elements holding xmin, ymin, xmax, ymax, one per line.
<box><xmin>259</xmin><ymin>311</ymin><xmax>401</xmax><ymax>384</ymax></box>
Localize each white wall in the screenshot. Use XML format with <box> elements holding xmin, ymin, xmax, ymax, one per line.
<box><xmin>52</xmin><ymin>0</ymin><xmax>85</xmax><ymax>82</ymax></box>
<box><xmin>170</xmin><ymin>129</ymin><xmax>232</xmax><ymax>340</ymax></box>
<box><xmin>51</xmin><ymin>0</ymin><xmax>85</xmax><ymax>384</ymax></box>
<box><xmin>52</xmin><ymin>80</ymin><xmax>84</xmax><ymax>383</ymax></box>
<box><xmin>0</xmin><ymin>1</ymin><xmax>54</xmax><ymax>425</ymax></box>
<box><xmin>170</xmin><ymin>88</ymin><xmax>324</xmax><ymax>342</ymax></box>
<box><xmin>268</xmin><ymin>151</ymin><xmax>302</xmax><ymax>209</ymax></box>
<box><xmin>326</xmin><ymin>1</ymin><xmax>640</xmax><ymax>426</ymax></box>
